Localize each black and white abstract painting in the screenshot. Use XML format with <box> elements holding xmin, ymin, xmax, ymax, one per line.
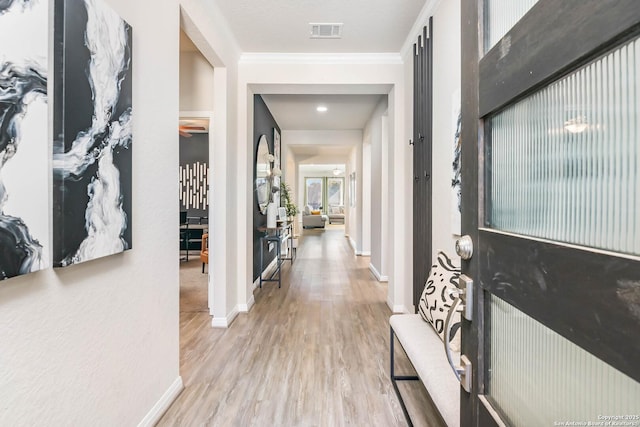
<box><xmin>53</xmin><ymin>0</ymin><xmax>132</xmax><ymax>267</ymax></box>
<box><xmin>0</xmin><ymin>0</ymin><xmax>49</xmax><ymax>279</ymax></box>
<box><xmin>451</xmin><ymin>89</ymin><xmax>461</xmax><ymax>236</ymax></box>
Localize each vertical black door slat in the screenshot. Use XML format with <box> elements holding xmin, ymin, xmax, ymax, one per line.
<box><xmin>413</xmin><ymin>21</ymin><xmax>434</xmax><ymax>309</ymax></box>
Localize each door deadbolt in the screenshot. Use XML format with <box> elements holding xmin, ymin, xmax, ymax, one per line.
<box><xmin>455</xmin><ymin>235</ymin><xmax>473</xmax><ymax>260</ymax></box>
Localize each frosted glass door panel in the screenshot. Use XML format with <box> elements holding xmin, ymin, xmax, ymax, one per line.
<box><xmin>488</xmin><ymin>36</ymin><xmax>640</xmax><ymax>256</ymax></box>
<box><xmin>488</xmin><ymin>295</ymin><xmax>640</xmax><ymax>426</ymax></box>
<box><xmin>485</xmin><ymin>0</ymin><xmax>538</xmax><ymax>51</ymax></box>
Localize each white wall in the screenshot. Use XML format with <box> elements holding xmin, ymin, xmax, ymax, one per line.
<box><xmin>346</xmin><ymin>147</ymin><xmax>359</xmax><ymax>250</ymax></box>
<box><xmin>398</xmin><ymin>0</ymin><xmax>461</xmax><ymax>312</ymax></box>
<box><xmin>380</xmin><ymin>114</ymin><xmax>390</xmax><ymax>279</ymax></box>
<box><xmin>283</xmin><ymin>144</ymin><xmax>299</xmax><ymax>234</ymax></box>
<box><xmin>345</xmin><ymin>144</ymin><xmax>362</xmax><ymax>255</ymax></box>
<box><xmin>361</xmin><ymin>140</ymin><xmax>371</xmax><ymax>255</ymax></box>
<box><xmin>179</xmin><ymin>50</ymin><xmax>214</xmax><ymax>111</ymax></box>
<box><xmin>180</xmin><ymin>0</ymin><xmax>242</xmax><ymax>324</ymax></box>
<box><xmin>365</xmin><ymin>97</ymin><xmax>389</xmax><ymax>278</ymax></box>
<box><xmin>386</xmin><ymin>84</ymin><xmax>411</xmax><ymax>313</ymax></box>
<box><xmin>0</xmin><ymin>0</ymin><xmax>182</xmax><ymax>425</ymax></box>
<box><xmin>431</xmin><ymin>0</ymin><xmax>461</xmax><ymax>258</ymax></box>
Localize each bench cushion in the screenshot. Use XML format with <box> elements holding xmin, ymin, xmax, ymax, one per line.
<box><xmin>390</xmin><ymin>314</ymin><xmax>460</xmax><ymax>427</ymax></box>
<box><xmin>418</xmin><ymin>251</ymin><xmax>462</xmax><ymax>352</ymax></box>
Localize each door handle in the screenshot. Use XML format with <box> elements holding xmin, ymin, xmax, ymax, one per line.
<box><xmin>455</xmin><ymin>235</ymin><xmax>473</xmax><ymax>260</ymax></box>
<box><xmin>444</xmin><ymin>290</ymin><xmax>472</xmax><ymax>393</ymax></box>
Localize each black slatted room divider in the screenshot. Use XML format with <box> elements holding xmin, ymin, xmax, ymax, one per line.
<box><xmin>412</xmin><ymin>18</ymin><xmax>433</xmax><ymax>308</ymax></box>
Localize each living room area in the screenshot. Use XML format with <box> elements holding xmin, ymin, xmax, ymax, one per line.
<box><xmin>300</xmin><ymin>164</ymin><xmax>347</xmax><ymax>230</ymax></box>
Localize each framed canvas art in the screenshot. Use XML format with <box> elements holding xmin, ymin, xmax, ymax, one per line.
<box><xmin>0</xmin><ymin>0</ymin><xmax>50</xmax><ymax>279</ymax></box>
<box><xmin>349</xmin><ymin>172</ymin><xmax>356</xmax><ymax>207</ymax></box>
<box><xmin>53</xmin><ymin>0</ymin><xmax>133</xmax><ymax>267</ymax></box>
<box><xmin>273</xmin><ymin>128</ymin><xmax>281</xmax><ymax>168</ymax></box>
<box><xmin>451</xmin><ymin>89</ymin><xmax>462</xmax><ymax>236</ymax></box>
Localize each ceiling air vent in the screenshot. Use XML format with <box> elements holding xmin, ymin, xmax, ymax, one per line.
<box><xmin>310</xmin><ymin>23</ymin><xmax>343</xmax><ymax>39</ymax></box>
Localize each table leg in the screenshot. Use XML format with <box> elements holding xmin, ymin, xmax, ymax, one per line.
<box><xmin>259</xmin><ymin>237</ymin><xmax>264</xmax><ymax>288</ymax></box>
<box><xmin>277</xmin><ymin>239</ymin><xmax>281</xmax><ymax>288</ymax></box>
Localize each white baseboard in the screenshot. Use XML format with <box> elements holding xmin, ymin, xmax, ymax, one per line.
<box><xmin>212</xmin><ymin>306</ymin><xmax>238</xmax><ymax>328</ymax></box>
<box><xmin>137</xmin><ymin>376</ymin><xmax>183</xmax><ymax>427</ymax></box>
<box><xmin>386</xmin><ymin>296</ymin><xmax>409</xmax><ymax>314</ymax></box>
<box><xmin>368</xmin><ymin>263</ymin><xmax>389</xmax><ymax>282</ymax></box>
<box><xmin>349</xmin><ymin>237</ymin><xmax>357</xmax><ymax>252</ymax></box>
<box><xmin>238</xmin><ymin>258</ymin><xmax>278</xmax><ymax>315</ymax></box>
<box><xmin>260</xmin><ymin>258</ymin><xmax>278</xmax><ymax>279</ymax></box>
<box><xmin>238</xmin><ymin>294</ymin><xmax>255</xmax><ymax>313</ymax></box>
<box><xmin>360</xmin><ymin>251</ymin><xmax>371</xmax><ymax>256</ymax></box>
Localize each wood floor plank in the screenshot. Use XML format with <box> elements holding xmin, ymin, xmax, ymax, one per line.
<box><xmin>159</xmin><ymin>227</ymin><xmax>443</xmax><ymax>426</ymax></box>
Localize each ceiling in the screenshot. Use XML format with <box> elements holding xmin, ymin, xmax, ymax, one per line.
<box><xmin>187</xmin><ymin>1</ymin><xmax>426</xmax><ymax>163</ymax></box>
<box><xmin>261</xmin><ymin>94</ymin><xmax>384</xmax><ymax>130</ymax></box>
<box><xmin>288</xmin><ymin>144</ymin><xmax>355</xmax><ymax>165</ymax></box>
<box><xmin>299</xmin><ymin>164</ymin><xmax>346</xmax><ymax>176</ymax></box>
<box><xmin>213</xmin><ymin>0</ymin><xmax>426</xmax><ymax>53</ymax></box>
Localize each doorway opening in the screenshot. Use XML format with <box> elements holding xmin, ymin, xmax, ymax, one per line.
<box><xmin>178</xmin><ymin>30</ymin><xmax>213</xmax><ymax>318</ymax></box>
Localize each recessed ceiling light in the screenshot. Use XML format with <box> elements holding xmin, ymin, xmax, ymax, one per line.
<box><xmin>316</xmin><ymin>106</ymin><xmax>328</xmax><ymax>112</ymax></box>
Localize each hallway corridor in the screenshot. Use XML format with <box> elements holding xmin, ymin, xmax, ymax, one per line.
<box><xmin>159</xmin><ymin>228</ymin><xmax>441</xmax><ymax>426</ymax></box>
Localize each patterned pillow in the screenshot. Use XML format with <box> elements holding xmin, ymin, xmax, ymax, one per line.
<box><xmin>418</xmin><ymin>251</ymin><xmax>462</xmax><ymax>352</ymax></box>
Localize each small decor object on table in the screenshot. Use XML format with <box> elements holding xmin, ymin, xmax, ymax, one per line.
<box><xmin>266</xmin><ymin>202</ymin><xmax>277</xmax><ymax>228</ymax></box>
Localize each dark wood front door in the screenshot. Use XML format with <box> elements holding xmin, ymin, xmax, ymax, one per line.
<box><xmin>461</xmin><ymin>1</ymin><xmax>640</xmax><ymax>425</ymax></box>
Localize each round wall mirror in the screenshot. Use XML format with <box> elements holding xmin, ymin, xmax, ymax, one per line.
<box><xmin>255</xmin><ymin>135</ymin><xmax>271</xmax><ymax>215</ymax></box>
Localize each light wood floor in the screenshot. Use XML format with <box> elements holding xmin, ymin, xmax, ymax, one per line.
<box><xmin>159</xmin><ymin>227</ymin><xmax>443</xmax><ymax>426</ymax></box>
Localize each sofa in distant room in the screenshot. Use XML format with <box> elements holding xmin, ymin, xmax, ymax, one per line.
<box><xmin>327</xmin><ymin>205</ymin><xmax>345</xmax><ymax>224</ymax></box>
<box><xmin>302</xmin><ymin>205</ymin><xmax>328</xmax><ymax>229</ymax></box>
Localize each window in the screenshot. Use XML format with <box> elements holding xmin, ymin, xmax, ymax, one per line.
<box><xmin>304</xmin><ymin>177</ymin><xmax>345</xmax><ymax>211</ymax></box>
<box><xmin>326</xmin><ymin>177</ymin><xmax>344</xmax><ymax>207</ymax></box>
<box><xmin>305</xmin><ymin>178</ymin><xmax>323</xmax><ymax>209</ymax></box>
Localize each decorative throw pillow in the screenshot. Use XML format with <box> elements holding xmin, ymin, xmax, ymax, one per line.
<box><xmin>418</xmin><ymin>251</ymin><xmax>462</xmax><ymax>352</ymax></box>
<box><xmin>311</xmin><ymin>210</ymin><xmax>321</xmax><ymax>215</ymax></box>
<box><xmin>303</xmin><ymin>205</ymin><xmax>311</xmax><ymax>215</ymax></box>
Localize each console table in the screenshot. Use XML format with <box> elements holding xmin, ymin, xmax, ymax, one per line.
<box><xmin>258</xmin><ymin>222</ymin><xmax>295</xmax><ymax>288</ymax></box>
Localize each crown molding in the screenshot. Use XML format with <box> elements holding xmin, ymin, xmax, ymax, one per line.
<box><xmin>400</xmin><ymin>0</ymin><xmax>442</xmax><ymax>59</ymax></box>
<box><xmin>239</xmin><ymin>52</ymin><xmax>403</xmax><ymax>65</ymax></box>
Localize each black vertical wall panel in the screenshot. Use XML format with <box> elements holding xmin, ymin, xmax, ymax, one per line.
<box><xmin>413</xmin><ymin>20</ymin><xmax>434</xmax><ymax>308</ymax></box>
<box><xmin>413</xmin><ymin>37</ymin><xmax>423</xmax><ymax>309</ymax></box>
<box><xmin>253</xmin><ymin>95</ymin><xmax>281</xmax><ymax>281</ymax></box>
